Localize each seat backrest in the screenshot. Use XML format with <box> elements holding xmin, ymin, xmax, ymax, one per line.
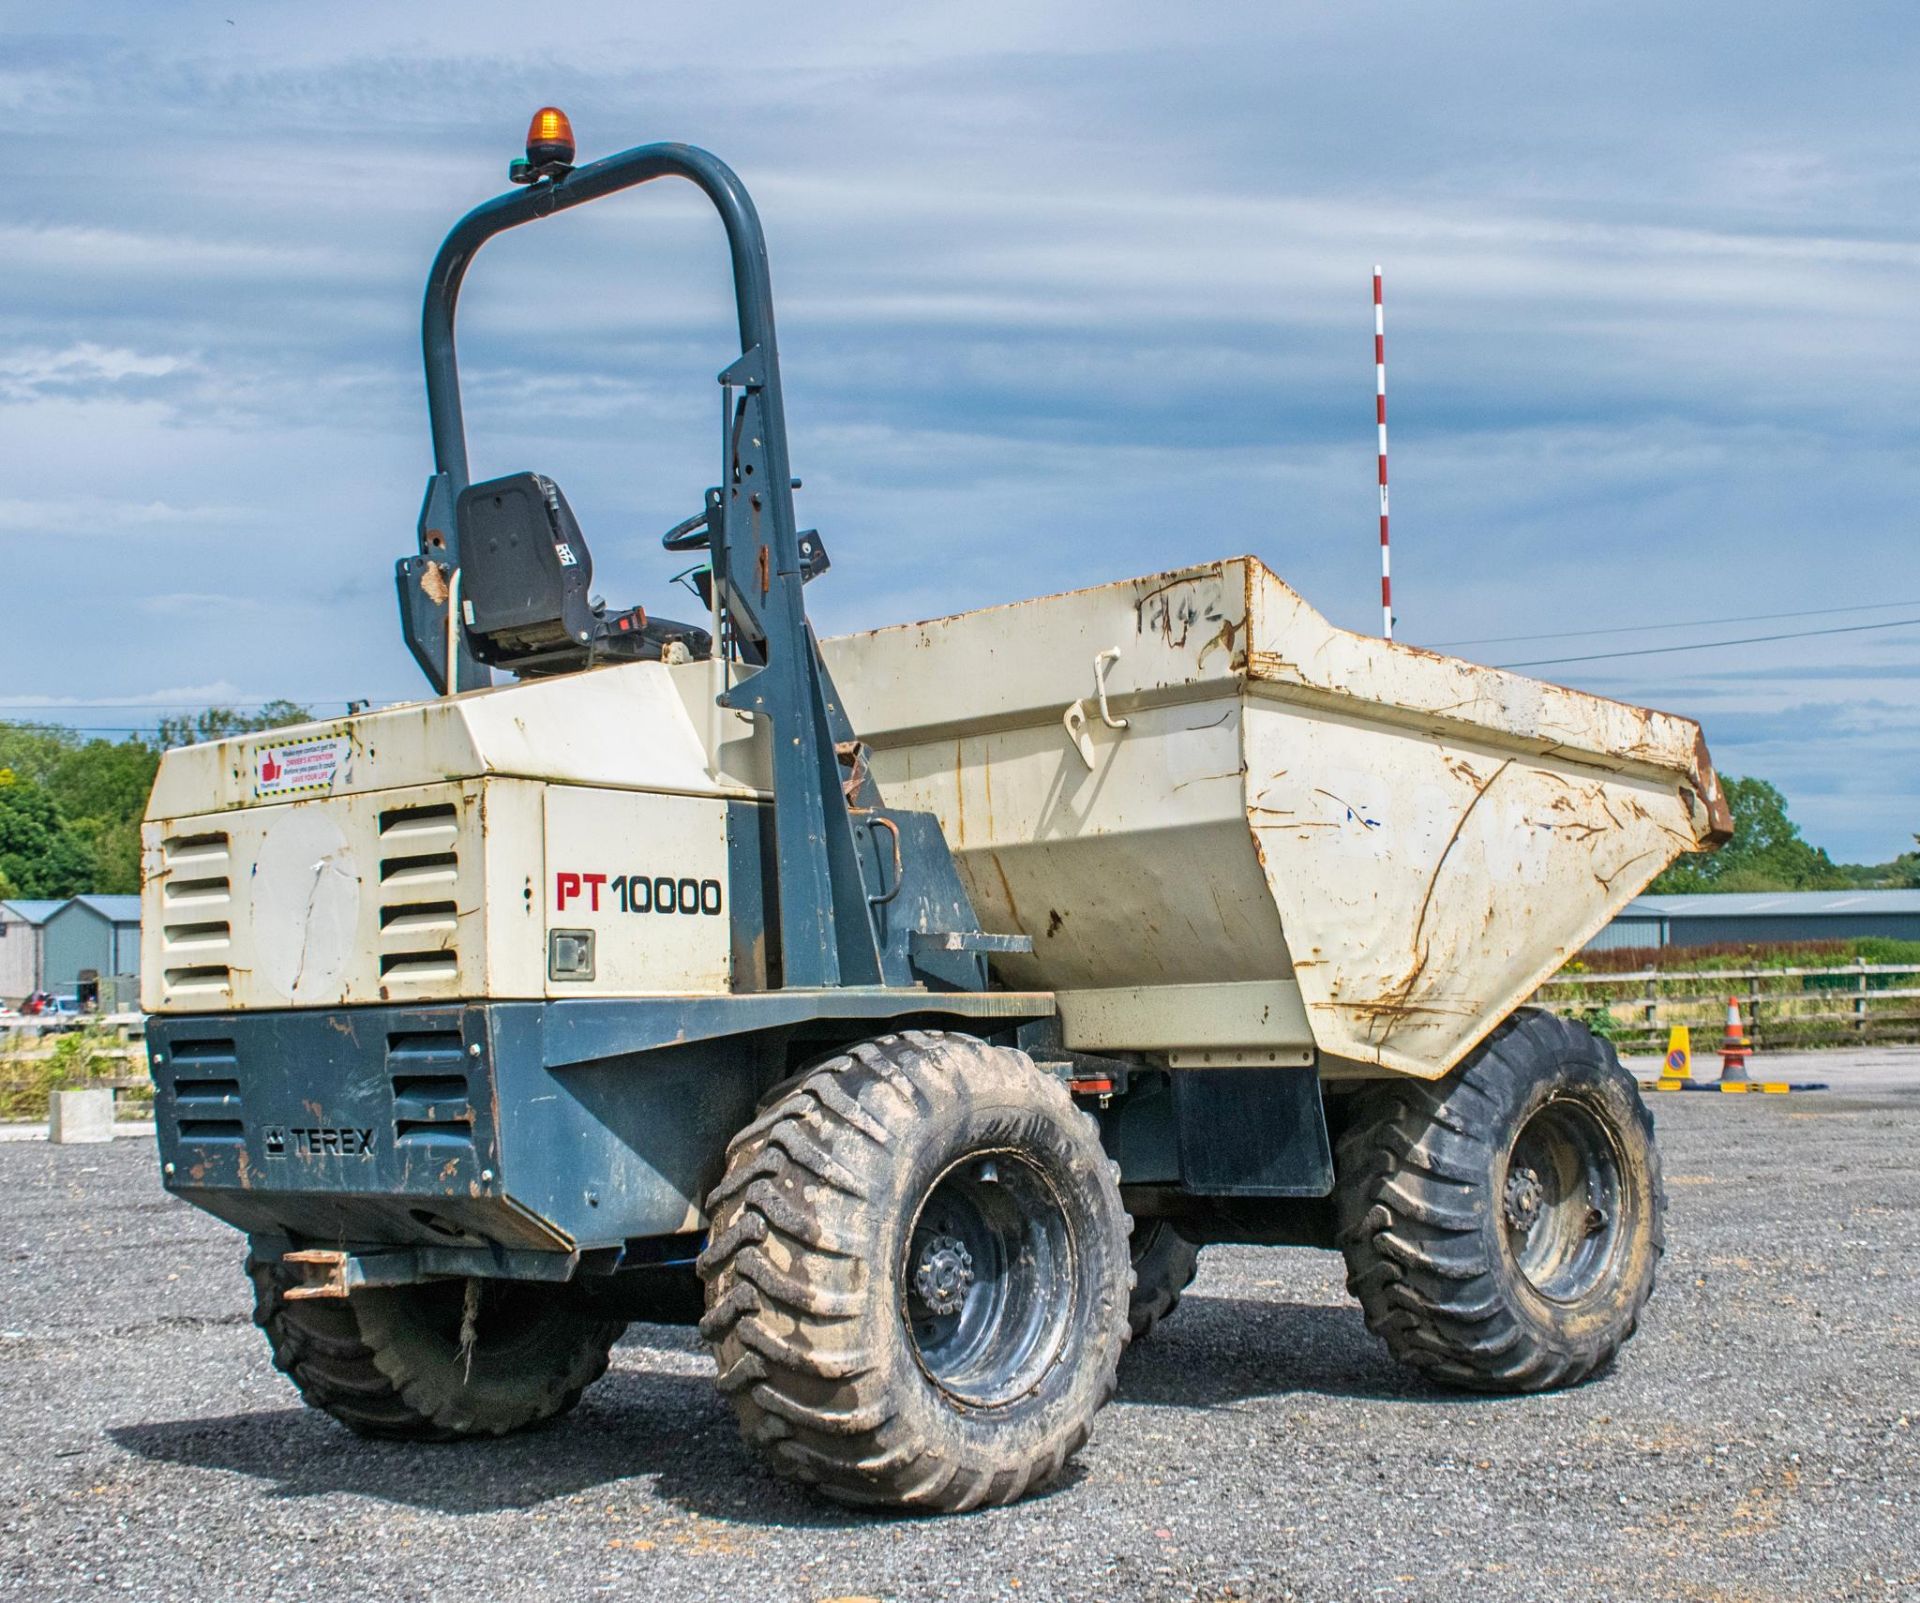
<box><xmin>455</xmin><ymin>472</ymin><xmax>597</xmax><ymax>662</ymax></box>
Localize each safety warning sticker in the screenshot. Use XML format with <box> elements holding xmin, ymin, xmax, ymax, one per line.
<box><xmin>253</xmin><ymin>733</ymin><xmax>351</xmax><ymax>798</ymax></box>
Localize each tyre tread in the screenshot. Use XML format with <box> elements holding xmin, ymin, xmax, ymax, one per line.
<box><xmin>698</xmin><ymin>1029</ymin><xmax>1128</xmax><ymax>1511</ymax></box>
<box><xmin>1126</xmin><ymin>1221</ymin><xmax>1201</xmax><ymax>1341</ymax></box>
<box><xmin>1334</xmin><ymin>1009</ymin><xmax>1665</xmax><ymax>1394</ymax></box>
<box><xmin>248</xmin><ymin>1255</ymin><xmax>622</xmax><ymax>1439</ymax></box>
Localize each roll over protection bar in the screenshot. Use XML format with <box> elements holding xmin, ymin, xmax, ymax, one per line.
<box><xmin>402</xmin><ymin>140</ymin><xmax>891</xmax><ymax>990</ymax></box>
<box><xmin>420</xmin><ymin>143</ymin><xmax>786</xmax><ymax>501</ymax></box>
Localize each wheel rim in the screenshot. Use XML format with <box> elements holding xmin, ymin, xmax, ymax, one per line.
<box><xmin>1500</xmin><ymin>1097</ymin><xmax>1625</xmax><ymax>1302</ymax></box>
<box><xmin>902</xmin><ymin>1150</ymin><xmax>1075</xmax><ymax>1409</ymax></box>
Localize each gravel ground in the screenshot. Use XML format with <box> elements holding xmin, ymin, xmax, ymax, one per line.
<box><xmin>2</xmin><ymin>1056</ymin><xmax>1916</xmax><ymax>1602</ymax></box>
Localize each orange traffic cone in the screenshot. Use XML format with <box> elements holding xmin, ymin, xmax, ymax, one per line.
<box><xmin>1718</xmin><ymin>996</ymin><xmax>1752</xmax><ymax>1087</ymax></box>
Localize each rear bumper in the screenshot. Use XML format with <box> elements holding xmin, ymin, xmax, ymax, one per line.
<box><xmin>147</xmin><ymin>1002</ymin><xmax>764</xmax><ymax>1257</ymax></box>
<box><xmin>147</xmin><ymin>989</ymin><xmax>1053</xmax><ymax>1262</ymax></box>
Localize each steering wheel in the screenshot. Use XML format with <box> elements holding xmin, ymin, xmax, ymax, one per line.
<box><xmin>661</xmin><ymin>504</ymin><xmax>712</xmax><ymax>552</ymax></box>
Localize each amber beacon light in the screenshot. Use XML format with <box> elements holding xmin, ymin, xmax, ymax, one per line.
<box><xmin>510</xmin><ymin>106</ymin><xmax>576</xmax><ymax>184</ymax></box>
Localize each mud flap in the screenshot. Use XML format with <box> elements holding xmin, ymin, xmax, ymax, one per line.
<box><xmin>1172</xmin><ymin>1066</ymin><xmax>1333</xmax><ymax>1197</ymax></box>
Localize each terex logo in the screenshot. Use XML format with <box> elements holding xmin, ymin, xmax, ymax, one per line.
<box><xmin>263</xmin><ymin>1125</ymin><xmax>375</xmax><ymax>1158</ymax></box>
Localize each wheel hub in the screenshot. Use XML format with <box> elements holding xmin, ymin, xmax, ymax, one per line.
<box><xmin>901</xmin><ymin>1149</ymin><xmax>1077</xmax><ymax>1410</ymax></box>
<box><xmin>1504</xmin><ymin>1165</ymin><xmax>1545</xmax><ymax>1231</ymax></box>
<box><xmin>1500</xmin><ymin>1096</ymin><xmax>1629</xmax><ymax>1303</ymax></box>
<box><xmin>914</xmin><ymin>1233</ymin><xmax>976</xmax><ymax>1316</ymax></box>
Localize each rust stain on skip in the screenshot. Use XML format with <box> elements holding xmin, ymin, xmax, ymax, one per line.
<box><xmin>952</xmin><ymin>740</ymin><xmax>966</xmax><ymax>846</ymax></box>
<box><xmin>986</xmin><ymin>851</ymin><xmax>1023</xmax><ymax>932</ymax></box>
<box><xmin>1372</xmin><ymin>757</ymin><xmax>1518</xmax><ymax>1046</ymax></box>
<box><xmin>1687</xmin><ymin>728</ymin><xmax>1736</xmax><ymax>846</ymax></box>
<box><xmin>1593</xmin><ymin>849</ymin><xmax>1657</xmax><ymax>892</ymax></box>
<box><xmin>1196</xmin><ymin>613</ymin><xmax>1246</xmax><ymax>670</ymax></box>
<box><xmin>1245</xmin><ymin>649</ymin><xmax>1301</xmax><ymax>680</ymax></box>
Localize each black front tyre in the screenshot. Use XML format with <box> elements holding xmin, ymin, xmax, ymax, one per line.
<box><xmin>697</xmin><ymin>1031</ymin><xmax>1131</xmax><ymax>1512</ymax></box>
<box><xmin>1334</xmin><ymin>1009</ymin><xmax>1665</xmax><ymax>1393</ymax></box>
<box><xmin>250</xmin><ymin>1257</ymin><xmax>626</xmax><ymax>1438</ymax></box>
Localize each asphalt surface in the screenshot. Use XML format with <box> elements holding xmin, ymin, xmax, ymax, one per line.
<box><xmin>2</xmin><ymin>1055</ymin><xmax>1916</xmax><ymax>1602</ymax></box>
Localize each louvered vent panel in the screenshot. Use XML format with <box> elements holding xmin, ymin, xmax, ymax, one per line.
<box><xmin>377</xmin><ymin>804</ymin><xmax>460</xmax><ymax>986</ymax></box>
<box><xmin>168</xmin><ymin>1037</ymin><xmax>243</xmax><ymax>1142</ymax></box>
<box><xmin>160</xmin><ymin>833</ymin><xmax>233</xmax><ymax>996</ymax></box>
<box><xmin>387</xmin><ymin>1028</ymin><xmax>474</xmax><ymax>1151</ymax></box>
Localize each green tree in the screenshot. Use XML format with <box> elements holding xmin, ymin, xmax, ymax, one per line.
<box><xmin>1880</xmin><ymin>835</ymin><xmax>1920</xmax><ymax>889</ymax></box>
<box><xmin>50</xmin><ymin>737</ymin><xmax>160</xmax><ymax>821</ymax></box>
<box><xmin>47</xmin><ymin>738</ymin><xmax>162</xmax><ymax>894</ymax></box>
<box><xmin>156</xmin><ymin>701</ymin><xmax>312</xmax><ymax>749</ymax></box>
<box><xmin>0</xmin><ymin>723</ymin><xmax>73</xmax><ymax>791</ymax></box>
<box><xmin>0</xmin><ymin>769</ymin><xmax>93</xmax><ymax>898</ymax></box>
<box><xmin>62</xmin><ymin>813</ymin><xmax>145</xmax><ymax>895</ymax></box>
<box><xmin>1650</xmin><ymin>776</ymin><xmax>1849</xmax><ymax>894</ymax></box>
<box><xmin>0</xmin><ymin>704</ymin><xmax>311</xmax><ymax>900</ymax></box>
<box><xmin>1834</xmin><ymin>835</ymin><xmax>1920</xmax><ymax>888</ymax></box>
<box><xmin>0</xmin><ymin>729</ymin><xmax>167</xmax><ymax>897</ymax></box>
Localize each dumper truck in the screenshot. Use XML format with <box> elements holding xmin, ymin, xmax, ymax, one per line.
<box><xmin>140</xmin><ymin>113</ymin><xmax>1732</xmax><ymax>1512</ymax></box>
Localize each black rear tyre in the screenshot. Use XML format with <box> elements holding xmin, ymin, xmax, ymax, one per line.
<box><xmin>1127</xmin><ymin>1220</ymin><xmax>1200</xmax><ymax>1341</ymax></box>
<box><xmin>697</xmin><ymin>1030</ymin><xmax>1130</xmax><ymax>1512</ymax></box>
<box><xmin>1333</xmin><ymin>1009</ymin><xmax>1664</xmax><ymax>1393</ymax></box>
<box><xmin>249</xmin><ymin>1256</ymin><xmax>626</xmax><ymax>1439</ymax></box>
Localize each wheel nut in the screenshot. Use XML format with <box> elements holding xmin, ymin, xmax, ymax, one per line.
<box><xmin>1504</xmin><ymin>1166</ymin><xmax>1545</xmax><ymax>1231</ymax></box>
<box><xmin>914</xmin><ymin>1234</ymin><xmax>975</xmax><ymax>1316</ymax></box>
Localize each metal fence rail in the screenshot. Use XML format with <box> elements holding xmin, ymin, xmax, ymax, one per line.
<box><xmin>1533</xmin><ymin>962</ymin><xmax>1920</xmax><ymax>1049</ymax></box>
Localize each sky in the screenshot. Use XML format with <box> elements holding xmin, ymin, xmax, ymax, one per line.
<box><xmin>0</xmin><ymin>1</ymin><xmax>1915</xmax><ymax>861</ymax></box>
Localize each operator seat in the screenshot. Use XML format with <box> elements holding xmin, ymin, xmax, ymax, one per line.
<box><xmin>455</xmin><ymin>471</ymin><xmax>712</xmax><ymax>677</ymax></box>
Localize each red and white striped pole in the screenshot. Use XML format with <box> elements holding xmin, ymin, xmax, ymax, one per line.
<box><xmin>1374</xmin><ymin>265</ymin><xmax>1392</xmax><ymax>640</ymax></box>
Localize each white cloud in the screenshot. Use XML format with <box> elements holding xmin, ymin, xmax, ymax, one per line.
<box><xmin>0</xmin><ymin>342</ymin><xmax>189</xmax><ymax>390</ymax></box>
